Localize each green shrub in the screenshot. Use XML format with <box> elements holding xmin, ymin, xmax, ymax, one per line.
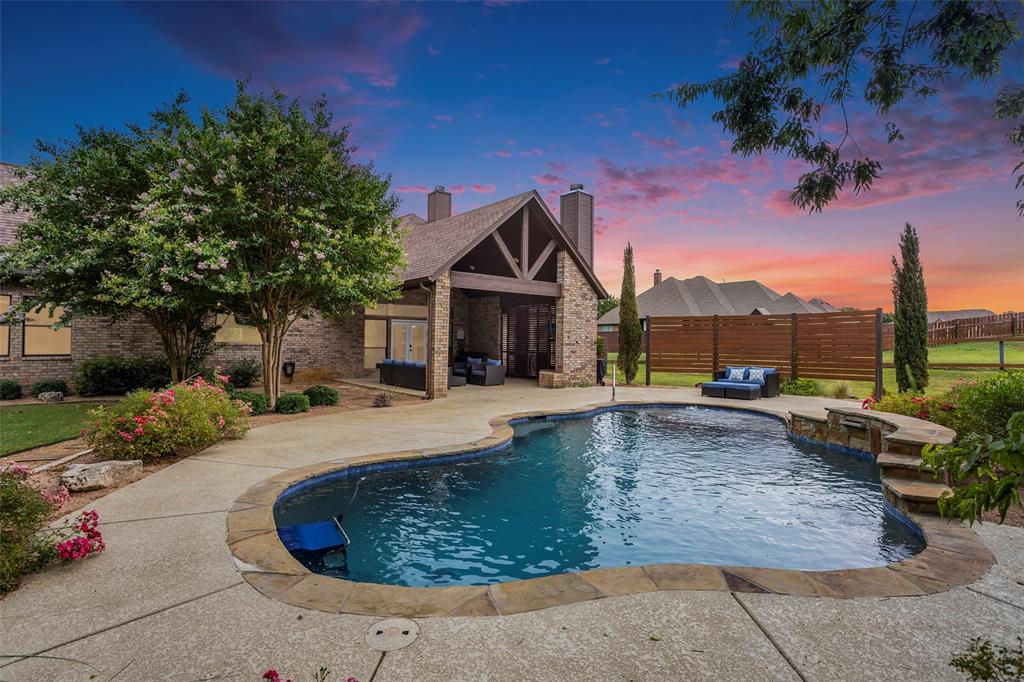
<box><xmin>232</xmin><ymin>390</ymin><xmax>268</xmax><ymax>415</ymax></box>
<box><xmin>74</xmin><ymin>356</ymin><xmax>171</xmax><ymax>396</ymax></box>
<box><xmin>303</xmin><ymin>385</ymin><xmax>339</xmax><ymax>407</ymax></box>
<box><xmin>0</xmin><ymin>379</ymin><xmax>22</xmax><ymax>400</ymax></box>
<box><xmin>950</xmin><ymin>371</ymin><xmax>1024</xmax><ymax>438</ymax></box>
<box><xmin>780</xmin><ymin>378</ymin><xmax>823</xmax><ymax>396</ymax></box>
<box><xmin>925</xmin><ymin>411</ymin><xmax>1024</xmax><ymax>524</ymax></box>
<box><xmin>275</xmin><ymin>393</ymin><xmax>310</xmax><ymax>414</ymax></box>
<box><xmin>30</xmin><ymin>378</ymin><xmax>68</xmax><ymax>396</ymax></box>
<box><xmin>0</xmin><ymin>465</ymin><xmax>53</xmax><ymax>593</ymax></box>
<box><xmin>829</xmin><ymin>381</ymin><xmax>850</xmax><ymax>400</ymax></box>
<box><xmin>950</xmin><ymin>637</ymin><xmax>1024</xmax><ymax>681</ymax></box>
<box><xmin>227</xmin><ymin>359</ymin><xmax>262</xmax><ymax>389</ymax></box>
<box><xmin>84</xmin><ymin>376</ymin><xmax>251</xmax><ymax>460</ymax></box>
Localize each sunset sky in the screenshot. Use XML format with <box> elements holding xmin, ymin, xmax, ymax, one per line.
<box><xmin>2</xmin><ymin>2</ymin><xmax>1021</xmax><ymax>311</ymax></box>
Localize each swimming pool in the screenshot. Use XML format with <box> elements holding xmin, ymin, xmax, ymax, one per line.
<box><xmin>274</xmin><ymin>406</ymin><xmax>925</xmax><ymax>587</ymax></box>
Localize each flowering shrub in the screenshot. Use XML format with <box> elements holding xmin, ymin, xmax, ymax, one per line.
<box><xmin>262</xmin><ymin>667</ymin><xmax>351</xmax><ymax>682</ymax></box>
<box><xmin>85</xmin><ymin>373</ymin><xmax>250</xmax><ymax>460</ymax></box>
<box><xmin>55</xmin><ymin>510</ymin><xmax>105</xmax><ymax>561</ymax></box>
<box><xmin>866</xmin><ymin>391</ymin><xmax>957</xmax><ymax>428</ymax></box>
<box><xmin>0</xmin><ymin>462</ymin><xmax>103</xmax><ymax>592</ymax></box>
<box><xmin>865</xmin><ymin>373</ymin><xmax>1024</xmax><ymax>438</ymax></box>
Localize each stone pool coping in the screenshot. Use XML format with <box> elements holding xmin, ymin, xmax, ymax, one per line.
<box><xmin>227</xmin><ymin>400</ymin><xmax>994</xmax><ymax>618</ymax></box>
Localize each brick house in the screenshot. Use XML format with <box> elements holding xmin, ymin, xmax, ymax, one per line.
<box><xmin>0</xmin><ymin>164</ymin><xmax>606</xmax><ymax>398</ymax></box>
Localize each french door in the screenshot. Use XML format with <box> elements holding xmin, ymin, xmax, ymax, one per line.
<box><xmin>390</xmin><ymin>320</ymin><xmax>427</xmax><ymax>363</ymax></box>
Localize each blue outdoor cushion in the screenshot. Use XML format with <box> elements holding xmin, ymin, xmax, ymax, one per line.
<box><xmin>486</xmin><ymin>358</ymin><xmax>502</xmax><ymax>366</ymax></box>
<box><xmin>467</xmin><ymin>356</ymin><xmax>482</xmax><ymax>364</ymax></box>
<box><xmin>382</xmin><ymin>358</ymin><xmax>395</xmax><ymax>365</ymax></box>
<box><xmin>412</xmin><ymin>361</ymin><xmax>426</xmax><ymax>369</ymax></box>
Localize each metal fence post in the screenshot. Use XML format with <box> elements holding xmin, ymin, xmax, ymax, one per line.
<box><xmin>645</xmin><ymin>315</ymin><xmax>651</xmax><ymax>386</ymax></box>
<box><xmin>999</xmin><ymin>340</ymin><xmax>1005</xmax><ymax>371</ymax></box>
<box><xmin>874</xmin><ymin>308</ymin><xmax>884</xmax><ymax>399</ymax></box>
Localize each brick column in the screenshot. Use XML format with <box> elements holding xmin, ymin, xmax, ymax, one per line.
<box><xmin>551</xmin><ymin>250</ymin><xmax>597</xmax><ymax>387</ymax></box>
<box><xmin>426</xmin><ymin>271</ymin><xmax>451</xmax><ymax>399</ymax></box>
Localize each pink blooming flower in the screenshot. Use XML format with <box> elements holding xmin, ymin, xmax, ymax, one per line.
<box><xmin>290</xmin><ymin>240</ymin><xmax>300</xmax><ymax>249</ymax></box>
<box><xmin>162</xmin><ymin>283</ymin><xmax>173</xmax><ymax>293</ymax></box>
<box><xmin>315</xmin><ymin>251</ymin><xmax>326</xmax><ymax>261</ymax></box>
<box><xmin>134</xmin><ymin>427</ymin><xmax>144</xmax><ymax>436</ymax></box>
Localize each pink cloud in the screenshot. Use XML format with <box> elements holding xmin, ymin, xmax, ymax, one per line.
<box><xmin>582</xmin><ymin>112</ymin><xmax>613</xmax><ymax>128</ymax></box>
<box><xmin>519</xmin><ymin>148</ymin><xmax>544</xmax><ymax>157</ymax></box>
<box><xmin>448</xmin><ymin>184</ymin><xmax>466</xmax><ymax>194</ymax></box>
<box><xmin>530</xmin><ymin>173</ymin><xmax>568</xmax><ymax>187</ymax></box>
<box><xmin>396</xmin><ymin>185</ymin><xmax>430</xmax><ymax>194</ymax></box>
<box><xmin>546</xmin><ymin>161</ymin><xmax>568</xmax><ymax>173</ymax></box>
<box><xmin>489</xmin><ymin>150</ymin><xmax>513</xmax><ymax>158</ymax></box>
<box><xmin>471</xmin><ymin>183</ymin><xmax>497</xmax><ymax>194</ymax></box>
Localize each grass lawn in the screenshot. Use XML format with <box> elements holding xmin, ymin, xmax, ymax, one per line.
<box><xmin>884</xmin><ymin>340</ymin><xmax>1024</xmax><ymax>365</ymax></box>
<box><xmin>607</xmin><ymin>340</ymin><xmax>1013</xmax><ymax>398</ymax></box>
<box><xmin>0</xmin><ymin>402</ymin><xmax>98</xmax><ymax>456</ymax></box>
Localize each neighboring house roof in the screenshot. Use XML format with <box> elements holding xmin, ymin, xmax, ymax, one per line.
<box><xmin>927</xmin><ymin>309</ymin><xmax>996</xmax><ymax>323</ymax></box>
<box><xmin>398</xmin><ymin>189</ymin><xmax>607</xmax><ymax>297</ymax></box>
<box><xmin>597</xmin><ymin>275</ymin><xmax>837</xmax><ymax>324</ymax></box>
<box><xmin>0</xmin><ymin>163</ymin><xmax>29</xmax><ymax>246</ymax></box>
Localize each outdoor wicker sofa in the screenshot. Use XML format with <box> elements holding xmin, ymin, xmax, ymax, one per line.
<box><xmin>701</xmin><ymin>366</ymin><xmax>780</xmax><ymax>400</ymax></box>
<box><xmin>377</xmin><ymin>359</ymin><xmax>426</xmax><ymax>391</ymax></box>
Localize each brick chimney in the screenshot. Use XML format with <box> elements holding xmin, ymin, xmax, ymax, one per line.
<box><xmin>654</xmin><ymin>269</ymin><xmax>662</xmax><ymax>286</ymax></box>
<box><xmin>559</xmin><ymin>183</ymin><xmax>594</xmax><ymax>266</ymax></box>
<box><xmin>427</xmin><ymin>185</ymin><xmax>452</xmax><ymax>222</ymax></box>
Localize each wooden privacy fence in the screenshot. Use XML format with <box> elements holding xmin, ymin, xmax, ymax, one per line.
<box><xmin>882</xmin><ymin>312</ymin><xmax>1022</xmax><ymax>349</ymax></box>
<box><xmin>646</xmin><ymin>309</ymin><xmax>883</xmax><ymax>397</ymax></box>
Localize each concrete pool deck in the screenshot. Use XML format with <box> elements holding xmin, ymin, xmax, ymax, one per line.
<box><xmin>2</xmin><ymin>382</ymin><xmax>1022</xmax><ymax>681</ymax></box>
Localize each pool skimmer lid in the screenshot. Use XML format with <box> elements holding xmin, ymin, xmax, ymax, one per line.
<box><xmin>366</xmin><ymin>618</ymin><xmax>419</xmax><ymax>651</ymax></box>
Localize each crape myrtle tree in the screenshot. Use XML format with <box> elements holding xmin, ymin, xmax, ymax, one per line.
<box><xmin>891</xmin><ymin>223</ymin><xmax>929</xmax><ymax>392</ymax></box>
<box><xmin>155</xmin><ymin>84</ymin><xmax>405</xmax><ymax>409</ymax></box>
<box><xmin>0</xmin><ymin>96</ymin><xmax>223</xmax><ymax>382</ymax></box>
<box><xmin>663</xmin><ymin>1</ymin><xmax>1022</xmax><ymax>213</ymax></box>
<box><xmin>617</xmin><ymin>243</ymin><xmax>642</xmax><ymax>385</ymax></box>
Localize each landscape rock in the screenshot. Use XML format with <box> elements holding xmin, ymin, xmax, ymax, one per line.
<box><xmin>60</xmin><ymin>460</ymin><xmax>143</xmax><ymax>491</ymax></box>
<box><xmin>37</xmin><ymin>391</ymin><xmax>64</xmax><ymax>402</ymax></box>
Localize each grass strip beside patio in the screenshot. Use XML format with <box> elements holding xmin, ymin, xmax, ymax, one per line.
<box><xmin>0</xmin><ymin>403</ymin><xmax>98</xmax><ymax>456</ymax></box>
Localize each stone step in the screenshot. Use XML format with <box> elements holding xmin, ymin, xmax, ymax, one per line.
<box><xmin>876</xmin><ymin>452</ymin><xmax>938</xmax><ymax>482</ymax></box>
<box><xmin>882</xmin><ymin>477</ymin><xmax>952</xmax><ymax>514</ymax></box>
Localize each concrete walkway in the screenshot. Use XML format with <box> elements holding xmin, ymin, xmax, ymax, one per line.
<box><xmin>1</xmin><ymin>383</ymin><xmax>1022</xmax><ymax>681</ymax></box>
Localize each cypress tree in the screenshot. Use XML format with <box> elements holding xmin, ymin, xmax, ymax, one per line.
<box><xmin>891</xmin><ymin>223</ymin><xmax>929</xmax><ymax>392</ymax></box>
<box><xmin>618</xmin><ymin>243</ymin><xmax>642</xmax><ymax>384</ymax></box>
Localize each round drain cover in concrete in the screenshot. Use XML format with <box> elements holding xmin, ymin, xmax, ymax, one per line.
<box><xmin>366</xmin><ymin>618</ymin><xmax>419</xmax><ymax>651</ymax></box>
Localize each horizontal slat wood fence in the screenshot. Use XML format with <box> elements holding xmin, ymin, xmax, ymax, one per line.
<box><xmin>882</xmin><ymin>312</ymin><xmax>1022</xmax><ymax>350</ymax></box>
<box><xmin>647</xmin><ymin>309</ymin><xmax>883</xmax><ymax>396</ymax></box>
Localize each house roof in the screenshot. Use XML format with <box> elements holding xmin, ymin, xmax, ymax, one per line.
<box><xmin>927</xmin><ymin>309</ymin><xmax>996</xmax><ymax>324</ymax></box>
<box><xmin>398</xmin><ymin>189</ymin><xmax>607</xmax><ymax>297</ymax></box>
<box><xmin>0</xmin><ymin>163</ymin><xmax>29</xmax><ymax>246</ymax></box>
<box><xmin>597</xmin><ymin>275</ymin><xmax>837</xmax><ymax>324</ymax></box>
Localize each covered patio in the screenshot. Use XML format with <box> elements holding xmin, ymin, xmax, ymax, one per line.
<box><xmin>370</xmin><ymin>185</ymin><xmax>607</xmax><ymax>398</ymax></box>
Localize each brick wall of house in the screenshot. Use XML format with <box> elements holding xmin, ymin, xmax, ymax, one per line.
<box><xmin>0</xmin><ymin>283</ymin><xmax>436</xmax><ymax>392</ymax></box>
<box><xmin>553</xmin><ymin>250</ymin><xmax>597</xmax><ymax>387</ymax></box>
<box><xmin>468</xmin><ymin>295</ymin><xmax>502</xmax><ymax>358</ymax></box>
<box><xmin>451</xmin><ymin>288</ymin><xmax>469</xmax><ymax>358</ymax></box>
<box><xmin>426</xmin><ymin>272</ymin><xmax>450</xmax><ymax>398</ymax></box>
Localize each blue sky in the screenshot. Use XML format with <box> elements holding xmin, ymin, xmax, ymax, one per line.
<box><xmin>2</xmin><ymin>1</ymin><xmax>1021</xmax><ymax>309</ymax></box>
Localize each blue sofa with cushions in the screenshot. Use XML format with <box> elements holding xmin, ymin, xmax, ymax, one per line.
<box><xmin>377</xmin><ymin>358</ymin><xmax>426</xmax><ymax>391</ymax></box>
<box><xmin>701</xmin><ymin>366</ymin><xmax>780</xmax><ymax>400</ymax></box>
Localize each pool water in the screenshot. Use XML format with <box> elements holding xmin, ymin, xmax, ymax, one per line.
<box><xmin>274</xmin><ymin>407</ymin><xmax>925</xmax><ymax>587</ymax></box>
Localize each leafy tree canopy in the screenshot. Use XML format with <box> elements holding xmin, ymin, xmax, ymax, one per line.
<box><xmin>148</xmin><ymin>83</ymin><xmax>405</xmax><ymax>405</ymax></box>
<box><xmin>0</xmin><ymin>95</ymin><xmax>223</xmax><ymax>380</ymax></box>
<box><xmin>598</xmin><ymin>296</ymin><xmax>620</xmax><ymax>318</ymax></box>
<box><xmin>664</xmin><ymin>1</ymin><xmax>1022</xmax><ymax>214</ymax></box>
